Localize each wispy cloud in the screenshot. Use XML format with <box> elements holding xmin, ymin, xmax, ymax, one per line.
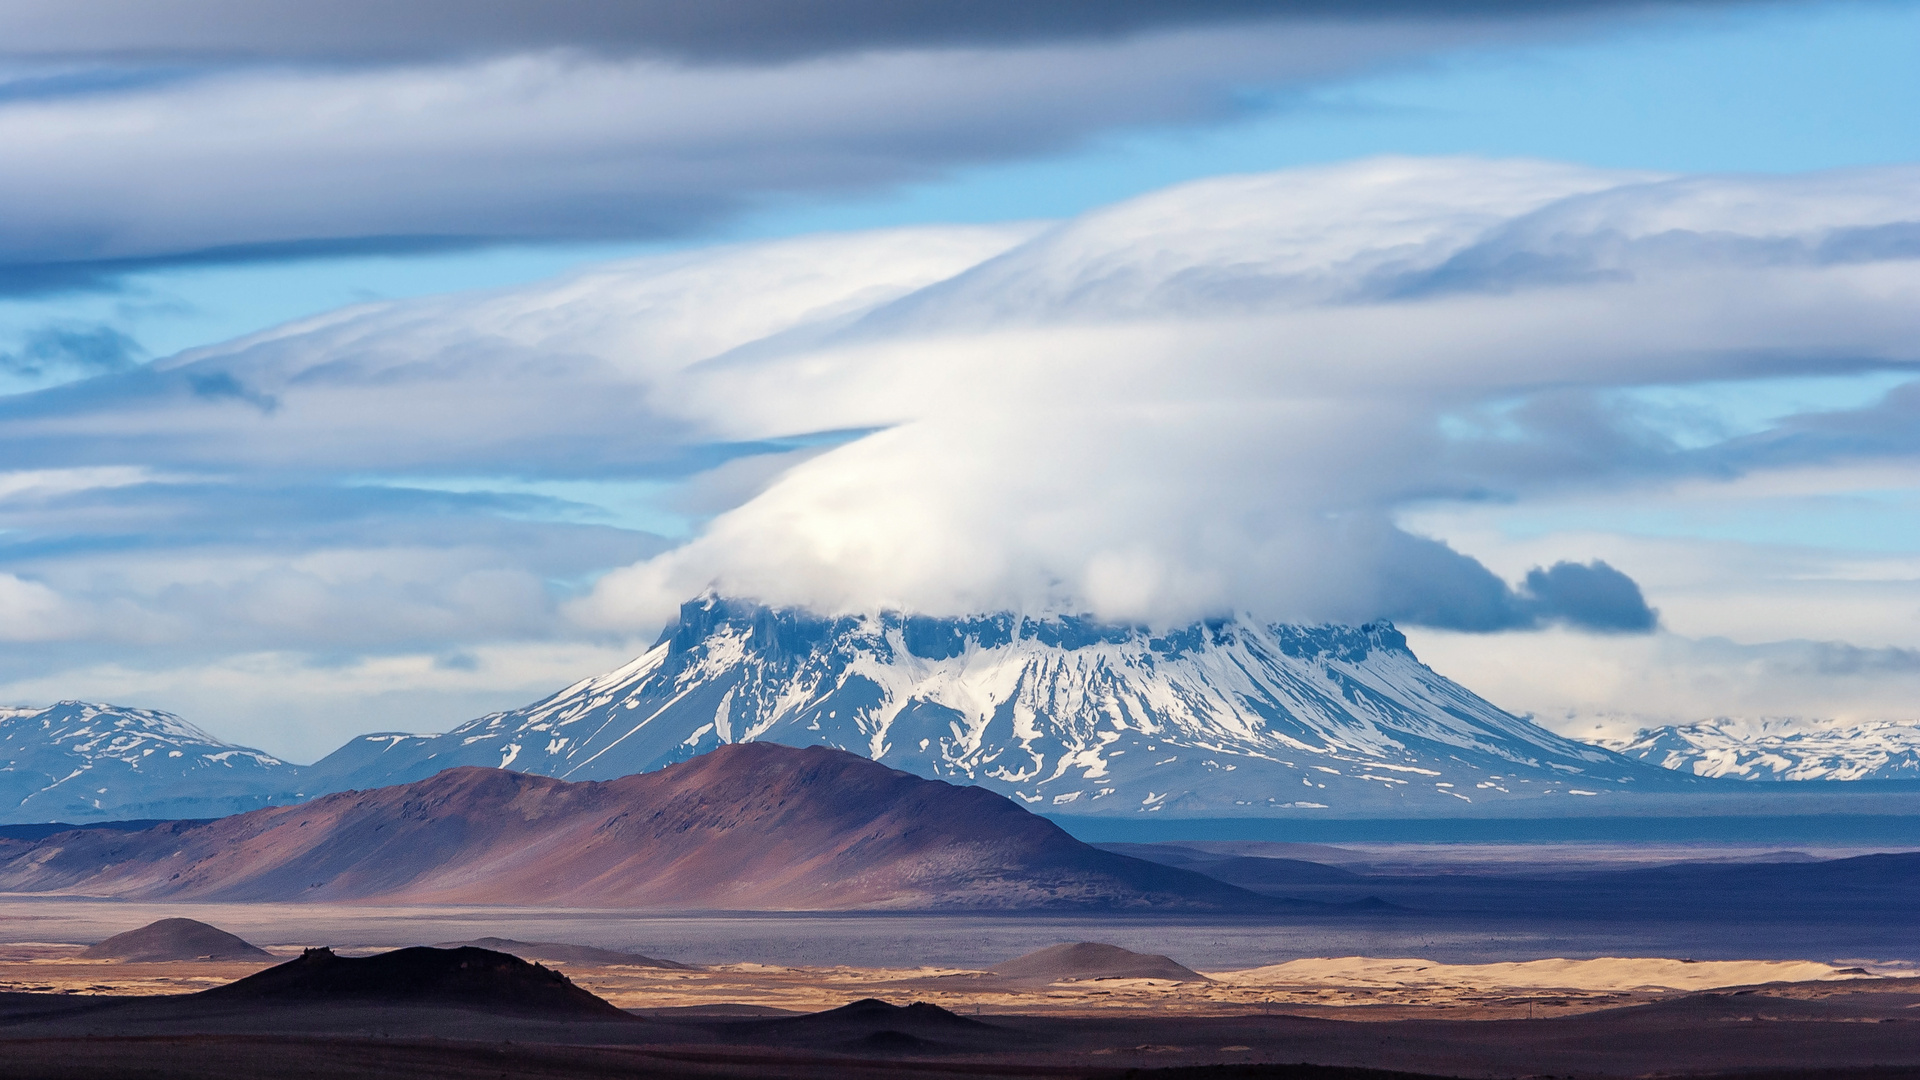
<box><xmin>1414</xmin><ymin>628</ymin><xmax>1920</xmax><ymax>744</ymax></box>
<box><xmin>0</xmin><ymin>323</ymin><xmax>142</xmax><ymax>378</ymax></box>
<box><xmin>0</xmin><ymin>1</ymin><xmax>1737</xmax><ymax>63</ymax></box>
<box><xmin>0</xmin><ymin>2</ymin><xmax>1753</xmax><ymax>288</ymax></box>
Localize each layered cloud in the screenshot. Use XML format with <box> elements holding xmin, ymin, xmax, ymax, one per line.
<box><xmin>0</xmin><ymin>1</ymin><xmax>1750</xmax><ymax>63</ymax></box>
<box><xmin>7</xmin><ymin>156</ymin><xmax>1919</xmax><ymax>633</ymax></box>
<box><xmin>0</xmin><ymin>1</ymin><xmax>1756</xmax><ymax>286</ymax></box>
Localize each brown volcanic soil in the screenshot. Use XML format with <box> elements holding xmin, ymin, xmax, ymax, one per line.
<box><xmin>78</xmin><ymin>918</ymin><xmax>269</xmax><ymax>962</ymax></box>
<box><xmin>0</xmin><ymin>743</ymin><xmax>1265</xmax><ymax>909</ymax></box>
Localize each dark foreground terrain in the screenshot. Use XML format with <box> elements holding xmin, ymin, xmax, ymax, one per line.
<box><xmin>4</xmin><ymin>966</ymin><xmax>1918</xmax><ymax>1079</ymax></box>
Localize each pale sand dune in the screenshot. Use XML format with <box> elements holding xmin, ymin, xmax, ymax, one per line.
<box><xmin>1209</xmin><ymin>956</ymin><xmax>1868</xmax><ymax>992</ymax></box>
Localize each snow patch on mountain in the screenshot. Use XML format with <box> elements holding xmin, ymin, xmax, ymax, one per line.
<box><xmin>1605</xmin><ymin>718</ymin><xmax>1920</xmax><ymax>781</ymax></box>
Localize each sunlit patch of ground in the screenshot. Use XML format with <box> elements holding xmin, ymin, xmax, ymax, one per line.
<box><xmin>550</xmin><ymin>955</ymin><xmax>1877</xmax><ymax>1017</ymax></box>
<box><xmin>0</xmin><ymin>942</ymin><xmax>301</xmax><ymax>997</ymax></box>
<box><xmin>0</xmin><ymin>940</ymin><xmax>1882</xmax><ymax>1020</ymax></box>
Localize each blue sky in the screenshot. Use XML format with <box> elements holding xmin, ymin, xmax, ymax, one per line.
<box><xmin>766</xmin><ymin>1</ymin><xmax>1920</xmax><ymax>225</ymax></box>
<box><xmin>1</xmin><ymin>0</ymin><xmax>1917</xmax><ymax>758</ymax></box>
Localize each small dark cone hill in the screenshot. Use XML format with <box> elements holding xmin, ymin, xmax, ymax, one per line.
<box><xmin>199</xmin><ymin>946</ymin><xmax>632</xmax><ymax>1018</ymax></box>
<box><xmin>993</xmin><ymin>941</ymin><xmax>1206</xmax><ymax>983</ymax></box>
<box><xmin>78</xmin><ymin>917</ymin><xmax>270</xmax><ymax>962</ymax></box>
<box><xmin>728</xmin><ymin>997</ymin><xmax>1021</xmax><ymax>1055</ymax></box>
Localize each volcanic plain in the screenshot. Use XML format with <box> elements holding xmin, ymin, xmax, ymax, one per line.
<box><xmin>2</xmin><ymin>745</ymin><xmax>1916</xmax><ymax>1078</ymax></box>
<box><xmin>1</xmin><ymin>928</ymin><xmax>1918</xmax><ymax>1080</ymax></box>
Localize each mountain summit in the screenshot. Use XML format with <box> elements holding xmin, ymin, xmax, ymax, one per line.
<box><xmin>308</xmin><ymin>596</ymin><xmax>1681</xmax><ymax>814</ymax></box>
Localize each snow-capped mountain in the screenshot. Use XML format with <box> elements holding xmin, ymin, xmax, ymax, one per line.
<box><xmin>306</xmin><ymin>596</ymin><xmax>1689</xmax><ymax>815</ymax></box>
<box><xmin>1607</xmin><ymin>718</ymin><xmax>1920</xmax><ymax>781</ymax></box>
<box><xmin>0</xmin><ymin>702</ymin><xmax>308</xmax><ymax>823</ymax></box>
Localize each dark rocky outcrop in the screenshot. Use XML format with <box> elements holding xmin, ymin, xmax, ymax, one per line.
<box><xmin>199</xmin><ymin>946</ymin><xmax>631</xmax><ymax>1018</ymax></box>
<box><xmin>726</xmin><ymin>998</ymin><xmax>1019</xmax><ymax>1054</ymax></box>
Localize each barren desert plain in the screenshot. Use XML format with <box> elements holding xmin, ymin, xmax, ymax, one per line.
<box><xmin>5</xmin><ymin>830</ymin><xmax>1920</xmax><ymax>1080</ymax></box>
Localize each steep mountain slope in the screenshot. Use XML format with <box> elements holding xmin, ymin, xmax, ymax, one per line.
<box><xmin>0</xmin><ymin>742</ymin><xmax>1268</xmax><ymax>910</ymax></box>
<box><xmin>0</xmin><ymin>702</ymin><xmax>307</xmax><ymax>823</ymax></box>
<box><xmin>1607</xmin><ymin>719</ymin><xmax>1920</xmax><ymax>781</ymax></box>
<box><xmin>306</xmin><ymin>596</ymin><xmax>1687</xmax><ymax>814</ymax></box>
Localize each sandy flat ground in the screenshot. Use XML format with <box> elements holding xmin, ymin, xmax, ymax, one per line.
<box><xmin>2</xmin><ymin>893</ymin><xmax>1908</xmax><ymax>1020</ymax></box>
<box><xmin>0</xmin><ymin>938</ymin><xmax>1885</xmax><ymax>1019</ymax></box>
<box><xmin>1210</xmin><ymin>954</ymin><xmax>1868</xmax><ymax>992</ymax></box>
<box><xmin>554</xmin><ymin>958</ymin><xmax>1868</xmax><ymax>1017</ymax></box>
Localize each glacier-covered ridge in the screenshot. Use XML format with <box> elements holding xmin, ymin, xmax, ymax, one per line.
<box><xmin>310</xmin><ymin>596</ymin><xmax>1689</xmax><ymax>814</ymax></box>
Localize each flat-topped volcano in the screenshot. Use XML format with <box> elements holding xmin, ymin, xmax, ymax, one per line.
<box><xmin>305</xmin><ymin>596</ymin><xmax>1690</xmax><ymax>815</ymax></box>
<box><xmin>0</xmin><ymin>743</ymin><xmax>1269</xmax><ymax>910</ymax></box>
<box><xmin>200</xmin><ymin>946</ymin><xmax>630</xmax><ymax>1017</ymax></box>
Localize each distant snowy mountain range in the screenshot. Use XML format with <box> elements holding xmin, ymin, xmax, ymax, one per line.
<box><xmin>1606</xmin><ymin>719</ymin><xmax>1920</xmax><ymax>781</ymax></box>
<box><xmin>0</xmin><ymin>701</ymin><xmax>306</xmax><ymax>823</ymax></box>
<box><xmin>10</xmin><ymin>597</ymin><xmax>1910</xmax><ymax>824</ymax></box>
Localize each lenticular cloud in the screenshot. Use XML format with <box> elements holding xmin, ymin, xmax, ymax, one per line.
<box><xmin>14</xmin><ymin>156</ymin><xmax>1920</xmax><ymax>640</ymax></box>
<box><xmin>570</xmin><ymin>157</ymin><xmax>1920</xmax><ymax>631</ymax></box>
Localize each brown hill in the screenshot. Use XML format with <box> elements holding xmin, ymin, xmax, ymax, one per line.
<box><xmin>200</xmin><ymin>945</ymin><xmax>631</xmax><ymax>1017</ymax></box>
<box><xmin>0</xmin><ymin>743</ymin><xmax>1268</xmax><ymax>910</ymax></box>
<box><xmin>79</xmin><ymin>917</ymin><xmax>271</xmax><ymax>962</ymax></box>
<box><xmin>992</xmin><ymin>942</ymin><xmax>1206</xmax><ymax>983</ymax></box>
